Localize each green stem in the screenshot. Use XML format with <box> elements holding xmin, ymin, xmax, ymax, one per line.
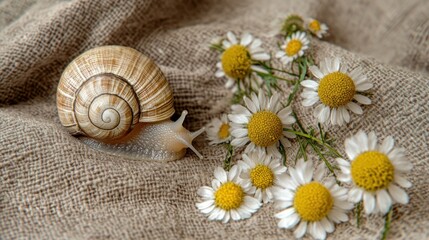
<box><xmin>355</xmin><ymin>201</ymin><xmax>363</xmax><ymax>228</ymax></box>
<box><xmin>380</xmin><ymin>208</ymin><xmax>393</xmax><ymax>240</ymax></box>
<box><xmin>286</xmin><ymin>59</ymin><xmax>307</xmax><ymax>107</ymax></box>
<box><xmin>285</xmin><ymin>129</ymin><xmax>343</xmax><ymax>158</ymax></box>
<box><xmin>209</xmin><ymin>44</ymin><xmax>224</xmax><ymax>52</ymax></box>
<box><xmin>223</xmin><ymin>143</ymin><xmax>234</xmax><ymax>171</ymax></box>
<box><xmin>308</xmin><ymin>140</ymin><xmax>337</xmax><ymax>177</ymax></box>
<box><xmin>256</xmin><ymin>62</ymin><xmax>299</xmax><ymax>77</ymax></box>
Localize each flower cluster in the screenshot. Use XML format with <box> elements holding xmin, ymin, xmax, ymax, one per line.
<box><xmin>198</xmin><ymin>14</ymin><xmax>413</xmax><ymax>240</ymax></box>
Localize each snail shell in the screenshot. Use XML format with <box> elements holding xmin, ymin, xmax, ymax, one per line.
<box><xmin>57</xmin><ymin>45</ymin><xmax>203</xmax><ymax>161</ymax></box>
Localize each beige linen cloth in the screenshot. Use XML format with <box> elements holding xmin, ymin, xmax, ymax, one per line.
<box><xmin>1</xmin><ymin>0</ymin><xmax>428</xmax><ymax>239</ymax></box>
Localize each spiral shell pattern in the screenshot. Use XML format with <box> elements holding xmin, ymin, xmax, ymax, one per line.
<box><xmin>57</xmin><ymin>46</ymin><xmax>174</xmax><ymax>140</ymax></box>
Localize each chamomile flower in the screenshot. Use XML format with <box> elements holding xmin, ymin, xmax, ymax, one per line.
<box><xmin>301</xmin><ymin>57</ymin><xmax>373</xmax><ymax>126</ymax></box>
<box><xmin>275</xmin><ymin>32</ymin><xmax>310</xmax><ymax>65</ymax></box>
<box><xmin>196</xmin><ymin>165</ymin><xmax>261</xmax><ymax>223</ymax></box>
<box><xmin>215</xmin><ymin>32</ymin><xmax>270</xmax><ymax>92</ymax></box>
<box><xmin>206</xmin><ymin>114</ymin><xmax>231</xmax><ymax>145</ymax></box>
<box><xmin>228</xmin><ymin>90</ymin><xmax>296</xmax><ymax>157</ymax></box>
<box><xmin>238</xmin><ymin>149</ymin><xmax>288</xmax><ymax>204</ymax></box>
<box><xmin>274</xmin><ymin>159</ymin><xmax>353</xmax><ymax>240</ymax></box>
<box><xmin>336</xmin><ymin>130</ymin><xmax>412</xmax><ymax>215</ymax></box>
<box><xmin>306</xmin><ymin>18</ymin><xmax>328</xmax><ymax>38</ymax></box>
<box><xmin>269</xmin><ymin>14</ymin><xmax>305</xmax><ymax>37</ymax></box>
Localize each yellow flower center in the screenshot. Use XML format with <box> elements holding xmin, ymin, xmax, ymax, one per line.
<box><xmin>285</xmin><ymin>39</ymin><xmax>303</xmax><ymax>57</ymax></box>
<box><xmin>293</xmin><ymin>182</ymin><xmax>333</xmax><ymax>222</ymax></box>
<box><xmin>309</xmin><ymin>20</ymin><xmax>321</xmax><ymax>32</ymax></box>
<box><xmin>351</xmin><ymin>151</ymin><xmax>395</xmax><ymax>192</ymax></box>
<box><xmin>318</xmin><ymin>71</ymin><xmax>356</xmax><ymax>108</ymax></box>
<box><xmin>218</xmin><ymin>123</ymin><xmax>230</xmax><ymax>140</ymax></box>
<box><xmin>250</xmin><ymin>164</ymin><xmax>274</xmax><ymax>189</ymax></box>
<box><xmin>247</xmin><ymin>111</ymin><xmax>283</xmax><ymax>147</ymax></box>
<box><xmin>221</xmin><ymin>45</ymin><xmax>252</xmax><ymax>79</ymax></box>
<box><xmin>214</xmin><ymin>181</ymin><xmax>245</xmax><ymax>210</ymax></box>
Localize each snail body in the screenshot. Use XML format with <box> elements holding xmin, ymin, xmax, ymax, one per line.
<box><xmin>57</xmin><ymin>45</ymin><xmax>203</xmax><ymax>161</ymax></box>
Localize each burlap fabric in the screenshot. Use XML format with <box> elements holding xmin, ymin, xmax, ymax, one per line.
<box><xmin>1</xmin><ymin>0</ymin><xmax>428</xmax><ymax>239</ymax></box>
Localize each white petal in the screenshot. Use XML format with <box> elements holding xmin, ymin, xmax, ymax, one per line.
<box><xmin>294</xmin><ymin>221</ymin><xmax>307</xmax><ymax>239</ymax></box>
<box><xmin>231</xmin><ymin>128</ymin><xmax>248</xmax><ymax>138</ymax></box>
<box><xmin>212</xmin><ymin>179</ymin><xmax>221</xmax><ymax>189</ymax></box>
<box><xmin>302</xmin><ymin>97</ymin><xmax>319</xmax><ymax>107</ymax></box>
<box><xmin>225</xmin><ymin>78</ymin><xmax>235</xmax><ymax>88</ymax></box>
<box><xmin>388</xmin><ymin>184</ymin><xmax>409</xmax><ymax>204</ymax></box>
<box><xmin>301</xmin><ymin>80</ymin><xmax>319</xmax><ymax>90</ymax></box>
<box><xmin>346</xmin><ymin>102</ymin><xmax>363</xmax><ymax>114</ymax></box>
<box><xmin>309</xmin><ymin>66</ymin><xmax>324</xmax><ymax>79</ymax></box>
<box><xmin>197</xmin><ymin>186</ymin><xmax>214</xmax><ymax>199</ymax></box>
<box><xmin>230</xmin><ymin>209</ymin><xmax>241</xmax><ymax>221</ymax></box>
<box><xmin>215</xmin><ymin>70</ymin><xmax>225</xmax><ymax>78</ymax></box>
<box><xmin>320</xmin><ymin>217</ymin><xmax>335</xmax><ymax>233</ymax></box>
<box><xmin>337</xmin><ymin>173</ymin><xmax>352</xmax><ymax>183</ymax></box>
<box><xmin>244</xmin><ymin>96</ymin><xmax>258</xmax><ymax>113</ymax></box>
<box><xmin>348</xmin><ymin>188</ymin><xmax>364</xmax><ymax>202</ymax></box>
<box><xmin>318</xmin><ymin>106</ymin><xmax>331</xmax><ymax>123</ymax></box>
<box><xmin>228</xmin><ymin>114</ymin><xmax>248</xmax><ymax>124</ymax></box>
<box><xmin>231</xmin><ymin>104</ymin><xmax>251</xmax><ymax>116</ymax></box>
<box><xmin>275</xmin><ymin>51</ymin><xmax>286</xmax><ymax>58</ymax></box>
<box><xmin>310</xmin><ymin>221</ymin><xmax>326</xmax><ymax>240</ymax></box>
<box><xmin>227</xmin><ymin>31</ymin><xmax>238</xmax><ymax>44</ymax></box>
<box><xmin>222</xmin><ymin>40</ymin><xmax>232</xmax><ymax>48</ymax></box>
<box><xmin>228</xmin><ymin>165</ymin><xmax>239</xmax><ymax>180</ymax></box>
<box><xmin>231</xmin><ymin>137</ymin><xmax>249</xmax><ymax>147</ymax></box>
<box><xmin>345</xmin><ymin>137</ymin><xmax>361</xmax><ymax>160</ymax></box>
<box><xmin>253</xmin><ymin>53</ymin><xmax>270</xmax><ymax>61</ymax></box>
<box><xmin>394</xmin><ymin>174</ymin><xmax>412</xmax><ymax>188</ymax></box>
<box><xmin>222</xmin><ymin>212</ymin><xmax>230</xmax><ymax>223</ymax></box>
<box><xmin>278</xmin><ymin>213</ymin><xmax>300</xmax><ymax>229</ymax></box>
<box><xmin>208</xmin><ymin>208</ymin><xmax>222</xmax><ymax>220</ymax></box>
<box><xmin>275</xmin><ymin>207</ymin><xmax>296</xmax><ymax>219</ymax></box>
<box><xmin>336</xmin><ymin>158</ymin><xmax>350</xmax><ymax>167</ymax></box>
<box><xmin>251</xmin><ymin>65</ymin><xmax>268</xmax><ymax>74</ymax></box>
<box><xmin>330</xmin><ymin>108</ymin><xmax>337</xmax><ymax>125</ymax></box>
<box><xmin>340</xmin><ymin>107</ymin><xmax>350</xmax><ymax>123</ymax></box>
<box><xmin>330</xmin><ymin>208</ymin><xmax>349</xmax><ymax>222</ymax></box>
<box><xmin>244</xmin><ymin>196</ymin><xmax>261</xmax><ymax>210</ymax></box>
<box><xmin>198</xmin><ymin>203</ymin><xmax>215</xmax><ymax>214</ymax></box>
<box><xmin>376</xmin><ymin>189</ymin><xmax>392</xmax><ymax>214</ymax></box>
<box><xmin>240</xmin><ymin>33</ymin><xmax>252</xmax><ymax>46</ymax></box>
<box><xmin>250</xmin><ymin>38</ymin><xmax>262</xmax><ymax>49</ymax></box>
<box><xmin>354</xmin><ymin>94</ymin><xmax>371</xmax><ymax>105</ymax></box>
<box><xmin>289</xmin><ymin>168</ymin><xmax>305</xmax><ymax>185</ymax></box>
<box><xmin>314</xmin><ymin>164</ymin><xmax>326</xmax><ymax>182</ymax></box>
<box><xmin>355</xmin><ymin>130</ymin><xmax>369</xmax><ymax>151</ymax></box>
<box><xmin>196</xmin><ymin>199</ymin><xmax>215</xmax><ymax>210</ymax></box>
<box><xmin>356</xmin><ymin>82</ymin><xmax>373</xmax><ymax>91</ymax></box>
<box><xmin>367</xmin><ymin>131</ymin><xmax>377</xmax><ymax>150</ymax></box>
<box><xmin>333</xmin><ymin>58</ymin><xmax>340</xmax><ymax>72</ymax></box>
<box><xmin>214</xmin><ymin>167</ymin><xmax>227</xmax><ymax>183</ymax></box>
<box><xmin>380</xmin><ymin>136</ymin><xmax>394</xmax><ymax>154</ymax></box>
<box><xmin>363</xmin><ymin>192</ymin><xmax>375</xmax><ymax>214</ymax></box>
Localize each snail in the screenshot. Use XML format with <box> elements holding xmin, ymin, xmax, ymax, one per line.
<box><xmin>56</xmin><ymin>45</ymin><xmax>204</xmax><ymax>161</ymax></box>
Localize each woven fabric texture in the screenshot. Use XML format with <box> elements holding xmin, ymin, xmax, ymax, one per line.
<box><xmin>1</xmin><ymin>0</ymin><xmax>428</xmax><ymax>239</ymax></box>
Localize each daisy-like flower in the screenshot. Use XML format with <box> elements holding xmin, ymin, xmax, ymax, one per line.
<box><xmin>301</xmin><ymin>57</ymin><xmax>373</xmax><ymax>126</ymax></box>
<box><xmin>228</xmin><ymin>90</ymin><xmax>296</xmax><ymax>157</ymax></box>
<box><xmin>196</xmin><ymin>165</ymin><xmax>261</xmax><ymax>223</ymax></box>
<box><xmin>269</xmin><ymin>14</ymin><xmax>305</xmax><ymax>37</ymax></box>
<box><xmin>238</xmin><ymin>149</ymin><xmax>287</xmax><ymax>203</ymax></box>
<box><xmin>275</xmin><ymin>31</ymin><xmax>310</xmax><ymax>65</ymax></box>
<box><xmin>306</xmin><ymin>18</ymin><xmax>329</xmax><ymax>38</ymax></box>
<box><xmin>215</xmin><ymin>32</ymin><xmax>270</xmax><ymax>92</ymax></box>
<box><xmin>205</xmin><ymin>114</ymin><xmax>231</xmax><ymax>145</ymax></box>
<box><xmin>336</xmin><ymin>130</ymin><xmax>412</xmax><ymax>215</ymax></box>
<box><xmin>274</xmin><ymin>159</ymin><xmax>353</xmax><ymax>239</ymax></box>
